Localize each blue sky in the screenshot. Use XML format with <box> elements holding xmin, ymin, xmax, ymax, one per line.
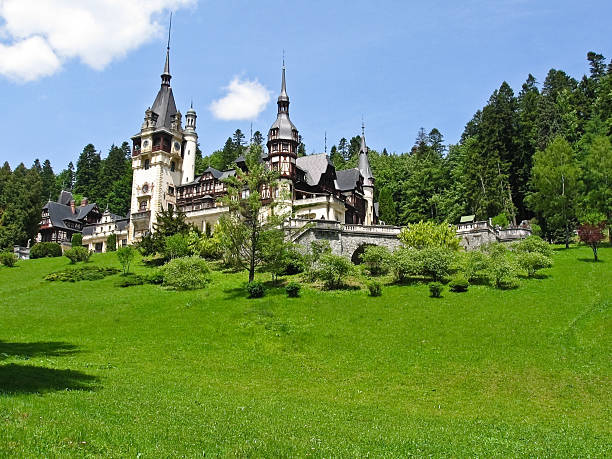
<box><xmin>0</xmin><ymin>0</ymin><xmax>611</xmax><ymax>170</ymax></box>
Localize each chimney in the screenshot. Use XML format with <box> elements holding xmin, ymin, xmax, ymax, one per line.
<box><xmin>70</xmin><ymin>200</ymin><xmax>76</xmax><ymax>214</ymax></box>
<box><xmin>81</xmin><ymin>197</ymin><xmax>88</xmax><ymax>206</ymax></box>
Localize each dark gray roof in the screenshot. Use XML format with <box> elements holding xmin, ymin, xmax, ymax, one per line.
<box><xmin>151</xmin><ymin>85</ymin><xmax>177</xmax><ymax>130</ymax></box>
<box><xmin>57</xmin><ymin>190</ymin><xmax>73</xmax><ymax>205</ymax></box>
<box><xmin>76</xmin><ymin>204</ymin><xmax>97</xmax><ymax>220</ymax></box>
<box><xmin>82</xmin><ymin>225</ymin><xmax>95</xmax><ymax>236</ymax></box>
<box><xmin>335</xmin><ymin>168</ymin><xmax>360</xmax><ymax>191</ymax></box>
<box><xmin>116</xmin><ymin>219</ymin><xmax>129</xmax><ymax>232</ymax></box>
<box><xmin>268</xmin><ymin>66</ymin><xmax>297</xmax><ymax>142</ymax></box>
<box><xmin>296</xmin><ymin>154</ymin><xmax>334</xmax><ymax>186</ymax></box>
<box><xmin>358</xmin><ymin>135</ymin><xmax>374</xmax><ymax>184</ymax></box>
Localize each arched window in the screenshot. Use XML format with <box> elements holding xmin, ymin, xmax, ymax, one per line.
<box><xmin>139</xmin><ymin>201</ymin><xmax>147</xmax><ymax>211</ymax></box>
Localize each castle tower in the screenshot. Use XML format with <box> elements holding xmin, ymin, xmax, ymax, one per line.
<box><xmin>267</xmin><ymin>63</ymin><xmax>299</xmax><ymax>205</ymax></box>
<box><xmin>358</xmin><ymin>125</ymin><xmax>375</xmax><ymax>225</ymax></box>
<box><xmin>128</xmin><ymin>21</ymin><xmax>194</xmax><ymax>242</ymax></box>
<box><xmin>182</xmin><ymin>103</ymin><xmax>198</xmax><ymax>184</ymax></box>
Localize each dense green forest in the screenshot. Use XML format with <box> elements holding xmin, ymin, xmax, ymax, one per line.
<box><xmin>1</xmin><ymin>51</ymin><xmax>611</xmax><ymax>249</ymax></box>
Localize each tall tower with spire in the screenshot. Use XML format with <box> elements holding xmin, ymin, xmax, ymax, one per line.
<box><xmin>267</xmin><ymin>62</ymin><xmax>299</xmax><ymax>182</ymax></box>
<box><xmin>128</xmin><ymin>16</ymin><xmax>197</xmax><ymax>242</ymax></box>
<box><xmin>358</xmin><ymin>122</ymin><xmax>375</xmax><ymax>225</ymax></box>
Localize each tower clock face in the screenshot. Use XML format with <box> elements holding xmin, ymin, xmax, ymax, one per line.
<box><xmin>174</xmin><ymin>141</ymin><xmax>181</xmax><ymax>151</ymax></box>
<box><xmin>143</xmin><ymin>140</ymin><xmax>149</xmax><ymax>148</ymax></box>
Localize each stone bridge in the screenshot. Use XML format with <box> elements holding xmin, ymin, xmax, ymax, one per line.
<box><xmin>287</xmin><ymin>219</ymin><xmax>402</xmax><ymax>262</ymax></box>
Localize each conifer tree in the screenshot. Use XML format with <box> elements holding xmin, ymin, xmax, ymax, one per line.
<box><xmin>75</xmin><ymin>144</ymin><xmax>101</xmax><ymax>200</ymax></box>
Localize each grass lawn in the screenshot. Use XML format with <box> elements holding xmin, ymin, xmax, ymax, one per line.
<box><xmin>0</xmin><ymin>245</ymin><xmax>610</xmax><ymax>457</ymax></box>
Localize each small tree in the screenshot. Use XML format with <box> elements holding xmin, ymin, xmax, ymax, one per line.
<box><xmin>577</xmin><ymin>220</ymin><xmax>606</xmax><ymax>261</ymax></box>
<box><xmin>517</xmin><ymin>252</ymin><xmax>553</xmax><ymax>277</ymax></box>
<box><xmin>259</xmin><ymin>229</ymin><xmax>292</xmax><ymax>285</ymax></box>
<box><xmin>106</xmin><ymin>234</ymin><xmax>117</xmax><ymax>252</ymax></box>
<box><xmin>71</xmin><ymin>233</ymin><xmax>83</xmax><ymax>247</ymax></box>
<box><xmin>218</xmin><ymin>145</ymin><xmax>284</xmax><ymax>282</ymax></box>
<box><xmin>117</xmin><ymin>246</ymin><xmax>135</xmax><ymax>275</ymax></box>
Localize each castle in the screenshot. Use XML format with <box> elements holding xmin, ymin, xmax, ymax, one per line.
<box><xmin>127</xmin><ymin>45</ymin><xmax>378</xmax><ymax>243</ymax></box>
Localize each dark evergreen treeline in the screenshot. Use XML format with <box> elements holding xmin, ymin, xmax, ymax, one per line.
<box><xmin>352</xmin><ymin>51</ymin><xmax>612</xmax><ymax>243</ymax></box>
<box><xmin>0</xmin><ymin>142</ymin><xmax>132</xmax><ymax>248</ymax></box>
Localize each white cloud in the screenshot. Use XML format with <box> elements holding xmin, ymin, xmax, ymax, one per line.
<box><xmin>210</xmin><ymin>77</ymin><xmax>271</xmax><ymax>121</ymax></box>
<box><xmin>0</xmin><ymin>0</ymin><xmax>196</xmax><ymax>82</ymax></box>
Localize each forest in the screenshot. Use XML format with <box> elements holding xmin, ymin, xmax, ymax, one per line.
<box><xmin>1</xmin><ymin>51</ymin><xmax>610</xmax><ymax>249</ymax></box>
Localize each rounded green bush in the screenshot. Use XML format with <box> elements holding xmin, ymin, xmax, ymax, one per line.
<box><xmin>30</xmin><ymin>242</ymin><xmax>62</xmax><ymax>259</ymax></box>
<box><xmin>162</xmin><ymin>256</ymin><xmax>210</xmax><ymax>290</ymax></box>
<box><xmin>0</xmin><ymin>251</ymin><xmax>18</xmax><ymax>267</ymax></box>
<box><xmin>286</xmin><ymin>281</ymin><xmax>301</xmax><ymax>298</ymax></box>
<box><xmin>64</xmin><ymin>247</ymin><xmax>91</xmax><ymax>264</ymax></box>
<box><xmin>429</xmin><ymin>281</ymin><xmax>444</xmax><ymax>298</ymax></box>
<box><xmin>71</xmin><ymin>233</ymin><xmax>83</xmax><ymax>248</ymax></box>
<box><xmin>449</xmin><ymin>276</ymin><xmax>469</xmax><ymax>292</ymax></box>
<box><xmin>367</xmin><ymin>280</ymin><xmax>383</xmax><ymax>297</ymax></box>
<box><xmin>247</xmin><ymin>281</ymin><xmax>265</xmax><ymax>298</ymax></box>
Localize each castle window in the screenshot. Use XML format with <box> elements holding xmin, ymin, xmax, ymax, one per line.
<box><xmin>282</xmin><ymin>143</ymin><xmax>288</xmax><ymax>152</ymax></box>
<box><xmin>168</xmin><ymin>186</ymin><xmax>174</xmax><ymax>196</ymax></box>
<box><xmin>171</xmin><ymin>161</ymin><xmax>176</xmax><ymax>172</ymax></box>
<box><xmin>139</xmin><ymin>201</ymin><xmax>147</xmax><ymax>211</ymax></box>
<box><xmin>144</xmin><ymin>159</ymin><xmax>150</xmax><ymax>170</ymax></box>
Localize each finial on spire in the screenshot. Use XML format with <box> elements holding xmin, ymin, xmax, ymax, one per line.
<box><xmin>282</xmin><ymin>49</ymin><xmax>285</xmax><ymax>68</ymax></box>
<box><xmin>278</xmin><ymin>55</ymin><xmax>288</xmax><ymax>102</ymax></box>
<box><xmin>361</xmin><ymin>116</ymin><xmax>365</xmax><ymax>137</ymax></box>
<box><xmin>324</xmin><ymin>131</ymin><xmax>327</xmax><ymax>153</ymax></box>
<box><xmin>161</xmin><ymin>13</ymin><xmax>172</xmax><ymax>86</ymax></box>
<box><xmin>190</xmin><ymin>99</ymin><xmax>193</xmax><ymax>109</ymax></box>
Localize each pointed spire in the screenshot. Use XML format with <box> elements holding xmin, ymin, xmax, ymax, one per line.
<box><xmin>358</xmin><ymin>121</ymin><xmax>373</xmax><ymax>184</ymax></box>
<box><xmin>161</xmin><ymin>13</ymin><xmax>172</xmax><ymax>86</ymax></box>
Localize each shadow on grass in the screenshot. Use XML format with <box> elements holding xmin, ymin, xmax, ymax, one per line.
<box><xmin>0</xmin><ymin>364</ymin><xmax>99</xmax><ymax>394</ymax></box>
<box><xmin>0</xmin><ymin>340</ymin><xmax>79</xmax><ymax>361</ymax></box>
<box><xmin>577</xmin><ymin>258</ymin><xmax>604</xmax><ymax>263</ymax></box>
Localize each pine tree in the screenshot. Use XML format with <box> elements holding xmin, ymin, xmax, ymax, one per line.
<box><xmin>75</xmin><ymin>144</ymin><xmax>101</xmax><ymax>200</ymax></box>
<box><xmin>40</xmin><ymin>159</ymin><xmax>57</xmax><ymax>203</ymax></box>
<box><xmin>378</xmin><ymin>186</ymin><xmax>396</xmax><ymax>225</ymax></box>
<box><xmin>252</xmin><ymin>131</ymin><xmax>264</xmax><ymax>146</ymax></box>
<box><xmin>56</xmin><ymin>162</ymin><xmax>75</xmax><ymax>192</ymax></box>
<box><xmin>221</xmin><ymin>137</ymin><xmax>237</xmax><ymax>170</ymax></box>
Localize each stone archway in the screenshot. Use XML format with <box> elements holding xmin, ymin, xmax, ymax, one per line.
<box><xmin>351</xmin><ymin>243</ymin><xmax>376</xmax><ymax>264</ymax></box>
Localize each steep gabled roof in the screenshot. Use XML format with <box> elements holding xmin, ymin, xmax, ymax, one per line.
<box><xmin>335</xmin><ymin>168</ymin><xmax>360</xmax><ymax>191</ymax></box>
<box><xmin>296</xmin><ymin>154</ymin><xmax>334</xmax><ymax>186</ymax></box>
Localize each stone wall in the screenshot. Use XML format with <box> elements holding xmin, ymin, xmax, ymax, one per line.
<box><xmin>290</xmin><ymin>220</ymin><xmax>401</xmax><ymax>260</ymax></box>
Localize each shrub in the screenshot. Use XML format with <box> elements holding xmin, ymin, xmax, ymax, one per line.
<box><xmin>106</xmin><ymin>234</ymin><xmax>117</xmax><ymax>252</ymax></box>
<box><xmin>316</xmin><ymin>253</ymin><xmax>354</xmax><ymax>289</ymax></box>
<box><xmin>513</xmin><ymin>235</ymin><xmax>553</xmax><ymax>258</ymax></box>
<box><xmin>64</xmin><ymin>246</ymin><xmax>91</xmax><ymax>264</ymax></box>
<box><xmin>283</xmin><ymin>249</ymin><xmax>306</xmax><ymax>275</ymax></box>
<box><xmin>367</xmin><ymin>280</ymin><xmax>383</xmax><ymax>297</ymax></box>
<box><xmin>391</xmin><ymin>248</ymin><xmax>423</xmax><ymax>282</ymax></box>
<box><xmin>360</xmin><ymin>245</ymin><xmax>392</xmax><ymax>276</ymax></box>
<box><xmin>488</xmin><ymin>257</ymin><xmax>520</xmax><ymax>289</ymax></box>
<box><xmin>461</xmin><ymin>251</ymin><xmax>491</xmax><ymax>284</ymax></box>
<box><xmin>71</xmin><ymin>233</ymin><xmax>83</xmax><ymax>248</ymax></box>
<box><xmin>419</xmin><ymin>247</ymin><xmax>455</xmax><ymax>281</ymax></box>
<box><xmin>0</xmin><ymin>251</ymin><xmax>18</xmax><ymax>267</ymax></box>
<box><xmin>246</xmin><ymin>281</ymin><xmax>265</xmax><ymax>298</ymax></box>
<box><xmin>193</xmin><ymin>231</ymin><xmax>223</xmax><ymax>260</ymax></box>
<box><xmin>162</xmin><ymin>256</ymin><xmax>211</xmax><ymax>290</ymax></box>
<box><xmin>518</xmin><ymin>251</ymin><xmax>553</xmax><ymax>277</ymax></box>
<box><xmin>498</xmin><ymin>276</ymin><xmax>520</xmax><ymax>290</ymax></box>
<box><xmin>164</xmin><ymin>233</ymin><xmax>191</xmax><ymax>260</ymax></box>
<box><xmin>449</xmin><ymin>275</ymin><xmax>469</xmax><ymax>292</ymax></box>
<box><xmin>399</xmin><ymin>221</ymin><xmax>460</xmax><ymax>251</ymax></box>
<box><xmin>115</xmin><ymin>274</ymin><xmax>144</xmax><ymax>287</ymax></box>
<box><xmin>429</xmin><ymin>282</ymin><xmax>444</xmax><ymax>298</ymax></box>
<box><xmin>142</xmin><ymin>269</ymin><xmax>164</xmax><ymax>285</ymax></box>
<box><xmin>286</xmin><ymin>281</ymin><xmax>301</xmax><ymax>298</ymax></box>
<box><xmin>45</xmin><ymin>266</ymin><xmax>120</xmax><ymax>282</ymax></box>
<box><xmin>30</xmin><ymin>242</ymin><xmax>62</xmax><ymax>259</ymax></box>
<box><xmin>117</xmin><ymin>246</ymin><xmax>135</xmax><ymax>275</ymax></box>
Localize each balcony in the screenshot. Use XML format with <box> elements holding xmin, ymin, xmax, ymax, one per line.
<box><xmin>152</xmin><ymin>144</ymin><xmax>170</xmax><ymax>153</ymax></box>
<box><xmin>131</xmin><ymin>210</ymin><xmax>151</xmax><ymax>231</ymax></box>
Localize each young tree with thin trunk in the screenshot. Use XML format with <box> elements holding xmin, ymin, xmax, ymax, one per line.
<box><xmin>218</xmin><ymin>145</ymin><xmax>283</xmax><ymax>283</ymax></box>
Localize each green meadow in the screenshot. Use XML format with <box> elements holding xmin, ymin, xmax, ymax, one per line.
<box><xmin>0</xmin><ymin>246</ymin><xmax>610</xmax><ymax>457</ymax></box>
